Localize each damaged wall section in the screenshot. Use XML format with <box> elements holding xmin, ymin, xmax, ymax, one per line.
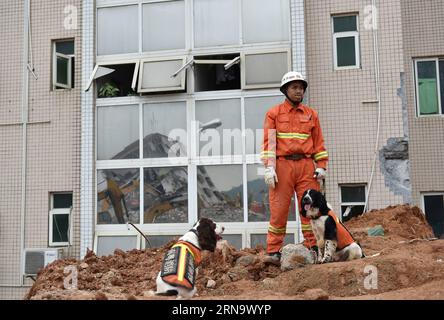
<box><xmin>379</xmin><ymin>137</ymin><xmax>411</xmax><ymax>203</ymax></box>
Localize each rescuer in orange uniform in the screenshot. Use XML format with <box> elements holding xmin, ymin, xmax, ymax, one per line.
<box><xmin>261</xmin><ymin>71</ymin><xmax>328</xmax><ymax>260</ymax></box>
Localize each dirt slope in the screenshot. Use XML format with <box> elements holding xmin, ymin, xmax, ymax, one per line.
<box><xmin>26</xmin><ymin>205</ymin><xmax>444</xmax><ymax>300</ymax></box>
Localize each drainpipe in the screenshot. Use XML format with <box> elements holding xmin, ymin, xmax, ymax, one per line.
<box><xmin>364</xmin><ymin>0</ymin><xmax>382</xmax><ymax>213</ymax></box>
<box><xmin>19</xmin><ymin>0</ymin><xmax>30</xmax><ymax>286</ymax></box>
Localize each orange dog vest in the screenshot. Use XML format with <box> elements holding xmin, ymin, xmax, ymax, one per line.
<box><xmin>327</xmin><ymin>211</ymin><xmax>355</xmax><ymax>250</ymax></box>
<box><xmin>160</xmin><ymin>241</ymin><xmax>202</xmax><ymax>289</ymax></box>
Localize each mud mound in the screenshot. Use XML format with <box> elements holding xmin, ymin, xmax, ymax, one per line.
<box><xmin>26</xmin><ymin>205</ymin><xmax>444</xmax><ymax>300</ymax></box>
<box><xmin>346</xmin><ymin>205</ymin><xmax>434</xmax><ymax>240</ymax></box>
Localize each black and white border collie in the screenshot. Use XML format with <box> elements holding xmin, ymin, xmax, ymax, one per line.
<box><xmin>155</xmin><ymin>218</ymin><xmax>224</xmax><ymax>298</ymax></box>
<box><xmin>301</xmin><ymin>189</ymin><xmax>363</xmax><ymax>263</ymax></box>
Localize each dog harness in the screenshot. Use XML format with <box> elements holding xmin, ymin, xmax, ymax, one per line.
<box><xmin>160</xmin><ymin>241</ymin><xmax>202</xmax><ymax>289</ymax></box>
<box><xmin>327</xmin><ymin>211</ymin><xmax>355</xmax><ymax>250</ymax></box>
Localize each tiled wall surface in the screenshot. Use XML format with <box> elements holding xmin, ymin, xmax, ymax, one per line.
<box><xmin>401</xmin><ymin>0</ymin><xmax>444</xmax><ymax>205</ymax></box>
<box><xmin>0</xmin><ymin>0</ymin><xmax>82</xmax><ymax>299</ymax></box>
<box><xmin>305</xmin><ymin>0</ymin><xmax>405</xmax><ymax>211</ymax></box>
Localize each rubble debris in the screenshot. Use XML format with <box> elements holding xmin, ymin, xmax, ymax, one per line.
<box><xmin>26</xmin><ymin>205</ymin><xmax>444</xmax><ymax>300</ymax></box>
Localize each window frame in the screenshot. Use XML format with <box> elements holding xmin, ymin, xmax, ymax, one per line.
<box><xmin>339</xmin><ymin>184</ymin><xmax>367</xmax><ymax>221</ymax></box>
<box><xmin>85</xmin><ymin>59</ymin><xmax>140</xmax><ymax>93</ymax></box>
<box><xmin>94</xmin><ymin>232</ymin><xmax>141</xmax><ymax>256</ymax></box>
<box><xmin>52</xmin><ymin>40</ymin><xmax>75</xmax><ymax>90</ymax></box>
<box><xmin>241</xmin><ymin>48</ymin><xmax>291</xmax><ymax>89</ymax></box>
<box><xmin>414</xmin><ymin>58</ymin><xmax>443</xmax><ymax>117</ymax></box>
<box><xmin>420</xmin><ymin>192</ymin><xmax>444</xmax><ymax>238</ymax></box>
<box><xmin>332</xmin><ymin>14</ymin><xmax>360</xmax><ymax>70</ymax></box>
<box><xmin>48</xmin><ymin>193</ymin><xmax>73</xmax><ymax>247</ymax></box>
<box><xmin>137</xmin><ymin>56</ymin><xmax>187</xmax><ymax>93</ymax></box>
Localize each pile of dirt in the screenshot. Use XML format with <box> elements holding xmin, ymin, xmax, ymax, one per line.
<box><xmin>26</xmin><ymin>205</ymin><xmax>444</xmax><ymax>300</ymax></box>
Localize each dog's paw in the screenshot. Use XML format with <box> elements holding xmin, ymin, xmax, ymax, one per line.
<box><xmin>321</xmin><ymin>256</ymin><xmax>332</xmax><ymax>264</ymax></box>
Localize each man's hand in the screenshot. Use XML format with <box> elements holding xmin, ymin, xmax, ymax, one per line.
<box><xmin>313</xmin><ymin>168</ymin><xmax>326</xmax><ymax>180</ymax></box>
<box><xmin>264</xmin><ymin>167</ymin><xmax>278</xmax><ymax>188</ymax></box>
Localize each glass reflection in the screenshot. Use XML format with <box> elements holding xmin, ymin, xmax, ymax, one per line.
<box><xmin>97</xmin><ymin>168</ymin><xmax>140</xmax><ymax>224</ymax></box>
<box><xmin>144</xmin><ymin>167</ymin><xmax>188</xmax><ymax>223</ymax></box>
<box><xmin>197</xmin><ymin>165</ymin><xmax>243</xmax><ymax>222</ymax></box>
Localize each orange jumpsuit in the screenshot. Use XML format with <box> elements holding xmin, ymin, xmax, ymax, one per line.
<box><xmin>261</xmin><ymin>100</ymin><xmax>328</xmax><ymax>253</ymax></box>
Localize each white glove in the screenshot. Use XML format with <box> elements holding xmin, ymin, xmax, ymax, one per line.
<box><xmin>313</xmin><ymin>168</ymin><xmax>326</xmax><ymax>180</ymax></box>
<box><xmin>264</xmin><ymin>167</ymin><xmax>278</xmax><ymax>189</ymax></box>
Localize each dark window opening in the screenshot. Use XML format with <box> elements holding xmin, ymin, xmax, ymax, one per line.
<box><xmin>194</xmin><ymin>54</ymin><xmax>240</xmax><ymax>92</ymax></box>
<box><xmin>97</xmin><ymin>64</ymin><xmax>138</xmax><ymax>98</ymax></box>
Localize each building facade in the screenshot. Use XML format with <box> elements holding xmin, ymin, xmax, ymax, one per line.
<box><xmin>1</xmin><ymin>0</ymin><xmax>443</xmax><ymax>300</ymax></box>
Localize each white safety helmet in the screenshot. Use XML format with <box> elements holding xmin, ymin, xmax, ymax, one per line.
<box><xmin>280</xmin><ymin>71</ymin><xmax>308</xmax><ymax>94</ymax></box>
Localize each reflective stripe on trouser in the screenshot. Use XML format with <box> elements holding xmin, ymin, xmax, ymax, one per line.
<box><xmin>267</xmin><ymin>158</ymin><xmax>320</xmax><ymax>253</ymax></box>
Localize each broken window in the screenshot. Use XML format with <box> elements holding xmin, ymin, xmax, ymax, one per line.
<box><xmin>49</xmin><ymin>193</ymin><xmax>72</xmax><ymax>246</ymax></box>
<box><xmin>143</xmin><ymin>167</ymin><xmax>188</xmax><ymax>224</ymax></box>
<box><xmin>97</xmin><ymin>168</ymin><xmax>140</xmax><ymax>225</ymax></box>
<box><xmin>197</xmin><ymin>165</ymin><xmax>243</xmax><ymax>222</ymax></box>
<box><xmin>194</xmin><ymin>54</ymin><xmax>241</xmax><ymax>92</ymax></box>
<box><xmin>97</xmin><ymin>105</ymin><xmax>139</xmax><ymax>160</ymax></box>
<box><xmin>138</xmin><ymin>57</ymin><xmax>186</xmax><ymax>93</ymax></box>
<box><xmin>53</xmin><ymin>39</ymin><xmax>74</xmax><ymax>89</ymax></box>
<box><xmin>97</xmin><ymin>5</ymin><xmax>138</xmax><ymax>55</ymax></box>
<box><xmin>332</xmin><ymin>14</ymin><xmax>360</xmax><ymax>69</ymax></box>
<box><xmin>415</xmin><ymin>59</ymin><xmax>444</xmax><ymax>116</ymax></box>
<box><xmin>142</xmin><ymin>0</ymin><xmax>185</xmax><ymax>51</ymax></box>
<box><xmin>242</xmin><ymin>50</ymin><xmax>290</xmax><ymax>89</ymax></box>
<box><xmin>340</xmin><ymin>185</ymin><xmax>366</xmax><ymax>221</ymax></box>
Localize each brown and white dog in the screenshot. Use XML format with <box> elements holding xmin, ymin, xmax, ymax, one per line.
<box><xmin>301</xmin><ymin>189</ymin><xmax>363</xmax><ymax>263</ymax></box>
<box><xmin>155</xmin><ymin>218</ymin><xmax>224</xmax><ymax>298</ymax></box>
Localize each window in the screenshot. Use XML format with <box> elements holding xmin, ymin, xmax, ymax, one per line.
<box><xmin>142</xmin><ymin>1</ymin><xmax>185</xmax><ymax>51</ymax></box>
<box><xmin>242</xmin><ymin>50</ymin><xmax>290</xmax><ymax>89</ymax></box>
<box><xmin>97</xmin><ymin>105</ymin><xmax>139</xmax><ymax>160</ymax></box>
<box><xmin>49</xmin><ymin>193</ymin><xmax>72</xmax><ymax>246</ymax></box>
<box><xmin>250</xmin><ymin>233</ymin><xmax>294</xmax><ymax>249</ymax></box>
<box><xmin>85</xmin><ymin>61</ymin><xmax>139</xmax><ymax>97</ymax></box>
<box><xmin>97</xmin><ymin>168</ymin><xmax>140</xmax><ymax>224</ymax></box>
<box><xmin>195</xmin><ymin>99</ymin><xmax>242</xmax><ymax>156</ymax></box>
<box><xmin>97</xmin><ymin>5</ymin><xmax>138</xmax><ymax>55</ymax></box>
<box><xmin>95</xmin><ymin>235</ymin><xmax>138</xmax><ymax>256</ymax></box>
<box><xmin>197</xmin><ymin>165</ymin><xmax>243</xmax><ymax>222</ymax></box>
<box><xmin>242</xmin><ymin>0</ymin><xmax>290</xmax><ymax>44</ymax></box>
<box><xmin>422</xmin><ymin>193</ymin><xmax>444</xmax><ymax>239</ymax></box>
<box><xmin>244</xmin><ymin>96</ymin><xmax>283</xmax><ymax>154</ymax></box>
<box><xmin>247</xmin><ymin>164</ymin><xmax>297</xmax><ymax>222</ymax></box>
<box><xmin>194</xmin><ymin>54</ymin><xmax>241</xmax><ymax>92</ymax></box>
<box><xmin>138</xmin><ymin>57</ymin><xmax>186</xmax><ymax>93</ymax></box>
<box><xmin>144</xmin><ymin>167</ymin><xmax>188</xmax><ymax>223</ymax></box>
<box><xmin>53</xmin><ymin>40</ymin><xmax>74</xmax><ymax>89</ymax></box>
<box><xmin>193</xmin><ymin>0</ymin><xmax>240</xmax><ymax>48</ymax></box>
<box><xmin>332</xmin><ymin>15</ymin><xmax>360</xmax><ymax>69</ymax></box>
<box><xmin>415</xmin><ymin>59</ymin><xmax>444</xmax><ymax>116</ymax></box>
<box><xmin>340</xmin><ymin>185</ymin><xmax>366</xmax><ymax>221</ymax></box>
<box><xmin>143</xmin><ymin>102</ymin><xmax>187</xmax><ymax>158</ymax></box>
<box><xmin>222</xmin><ymin>234</ymin><xmax>243</xmax><ymax>250</ymax></box>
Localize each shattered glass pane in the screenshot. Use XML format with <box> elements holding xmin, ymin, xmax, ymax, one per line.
<box><xmin>97</xmin><ymin>168</ymin><xmax>140</xmax><ymax>224</ymax></box>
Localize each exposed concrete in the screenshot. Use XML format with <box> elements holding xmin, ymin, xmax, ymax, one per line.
<box><xmin>379</xmin><ymin>137</ymin><xmax>411</xmax><ymax>203</ymax></box>
<box><xmin>397</xmin><ymin>72</ymin><xmax>409</xmax><ymax>138</ymax></box>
